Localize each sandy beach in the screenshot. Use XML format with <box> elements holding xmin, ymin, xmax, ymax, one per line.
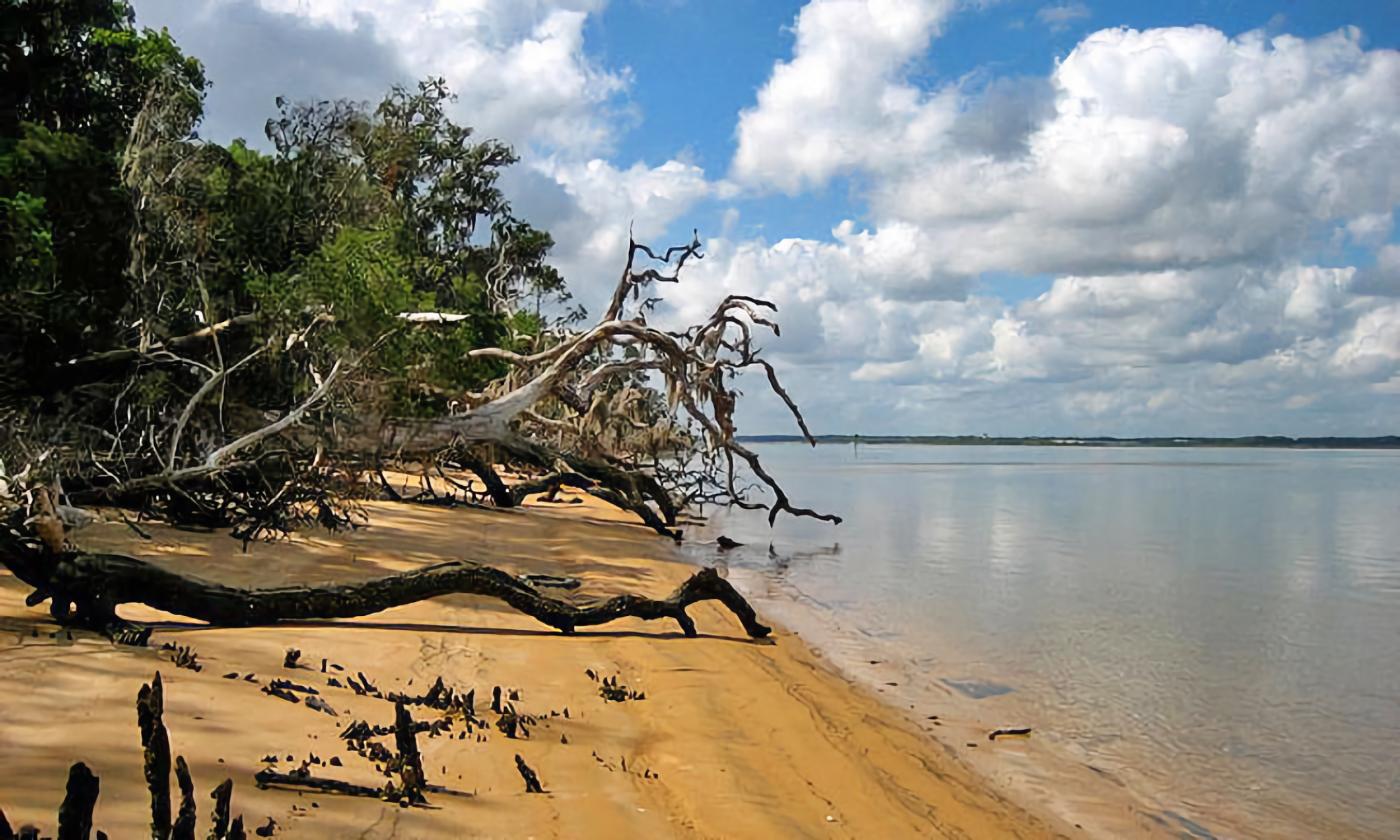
<box><xmin>0</xmin><ymin>491</ymin><xmax>1074</xmax><ymax>838</ymax></box>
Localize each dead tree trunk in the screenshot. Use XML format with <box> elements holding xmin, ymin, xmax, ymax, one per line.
<box><xmin>207</xmin><ymin>780</ymin><xmax>233</xmax><ymax>840</ymax></box>
<box><xmin>391</xmin><ymin>702</ymin><xmax>428</xmax><ymax>805</ymax></box>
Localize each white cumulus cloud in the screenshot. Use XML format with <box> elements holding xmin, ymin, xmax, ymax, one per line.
<box><xmin>710</xmin><ymin>14</ymin><xmax>1400</xmax><ymax>434</ymax></box>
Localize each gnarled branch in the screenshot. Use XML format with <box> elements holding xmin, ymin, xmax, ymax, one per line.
<box><xmin>0</xmin><ymin>538</ymin><xmax>772</xmax><ymax>642</ymax></box>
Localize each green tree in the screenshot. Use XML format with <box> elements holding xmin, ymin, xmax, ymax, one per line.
<box><xmin>1</xmin><ymin>0</ymin><xmax>206</xmax><ymax>396</ymax></box>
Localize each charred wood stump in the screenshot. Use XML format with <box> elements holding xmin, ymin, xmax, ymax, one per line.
<box><xmin>514</xmin><ymin>755</ymin><xmax>544</xmax><ymax>793</ymax></box>
<box><xmin>137</xmin><ymin>673</ymin><xmax>173</xmax><ymax>839</ymax></box>
<box><xmin>173</xmin><ymin>756</ymin><xmax>196</xmax><ymax>840</ymax></box>
<box><xmin>56</xmin><ymin>762</ymin><xmax>99</xmax><ymax>840</ymax></box>
<box><xmin>0</xmin><ymin>675</ymin><xmax>248</xmax><ymax>840</ymax></box>
<box><xmin>208</xmin><ymin>780</ymin><xmax>233</xmax><ymax>840</ymax></box>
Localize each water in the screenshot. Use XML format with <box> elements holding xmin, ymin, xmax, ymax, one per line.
<box><xmin>688</xmin><ymin>444</ymin><xmax>1400</xmax><ymax>838</ymax></box>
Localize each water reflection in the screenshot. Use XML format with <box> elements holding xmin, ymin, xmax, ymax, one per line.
<box><xmin>693</xmin><ymin>445</ymin><xmax>1400</xmax><ymax>839</ymax></box>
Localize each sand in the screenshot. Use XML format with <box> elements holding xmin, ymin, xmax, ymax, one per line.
<box><xmin>0</xmin><ymin>492</ymin><xmax>1073</xmax><ymax>838</ymax></box>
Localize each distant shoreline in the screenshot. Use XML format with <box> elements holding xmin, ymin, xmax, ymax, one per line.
<box><xmin>739</xmin><ymin>434</ymin><xmax>1400</xmax><ymax>449</ymax></box>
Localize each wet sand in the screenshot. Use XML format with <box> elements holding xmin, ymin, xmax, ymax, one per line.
<box><xmin>0</xmin><ymin>492</ymin><xmax>1073</xmax><ymax>838</ymax></box>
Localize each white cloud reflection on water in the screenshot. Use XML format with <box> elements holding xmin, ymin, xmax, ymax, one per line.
<box><xmin>691</xmin><ymin>443</ymin><xmax>1400</xmax><ymax>839</ymax></box>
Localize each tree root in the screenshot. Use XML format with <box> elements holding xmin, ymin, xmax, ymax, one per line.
<box><xmin>3</xmin><ymin>672</ymin><xmax>248</xmax><ymax>839</ymax></box>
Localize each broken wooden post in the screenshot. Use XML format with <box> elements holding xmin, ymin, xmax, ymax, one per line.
<box><xmin>137</xmin><ymin>673</ymin><xmax>172</xmax><ymax>839</ymax></box>
<box><xmin>173</xmin><ymin>756</ymin><xmax>196</xmax><ymax>840</ymax></box>
<box><xmin>56</xmin><ymin>762</ymin><xmax>99</xmax><ymax>840</ymax></box>
<box><xmin>208</xmin><ymin>779</ymin><xmax>233</xmax><ymax>839</ymax></box>
<box><xmin>392</xmin><ymin>701</ymin><xmax>428</xmax><ymax>805</ymax></box>
<box><xmin>515</xmin><ymin>755</ymin><xmax>544</xmax><ymax>793</ymax></box>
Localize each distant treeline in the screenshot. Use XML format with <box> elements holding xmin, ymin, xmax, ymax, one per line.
<box><xmin>738</xmin><ymin>435</ymin><xmax>1400</xmax><ymax>449</ymax></box>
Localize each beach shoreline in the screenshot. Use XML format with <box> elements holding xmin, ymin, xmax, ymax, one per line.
<box><xmin>714</xmin><ymin>565</ymin><xmax>1206</xmax><ymax>840</ymax></box>
<box><xmin>684</xmin><ymin>444</ymin><xmax>1400</xmax><ymax>840</ymax></box>
<box><xmin>1</xmin><ymin>493</ymin><xmax>1076</xmax><ymax>838</ymax></box>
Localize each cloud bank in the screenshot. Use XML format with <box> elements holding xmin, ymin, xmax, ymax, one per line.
<box><xmin>705</xmin><ymin>6</ymin><xmax>1400</xmax><ymax>433</ymax></box>
<box><xmin>134</xmin><ymin>0</ymin><xmax>1400</xmax><ymax>434</ymax></box>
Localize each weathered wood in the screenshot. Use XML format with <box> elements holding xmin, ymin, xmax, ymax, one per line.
<box><xmin>252</xmin><ymin>768</ymin><xmax>382</xmax><ymax>799</ymax></box>
<box><xmin>56</xmin><ymin>762</ymin><xmax>100</xmax><ymax>840</ymax></box>
<box><xmin>451</xmin><ymin>451</ymin><xmax>513</xmax><ymax>508</ymax></box>
<box><xmin>172</xmin><ymin>757</ymin><xmax>196</xmax><ymax>840</ymax></box>
<box><xmin>393</xmin><ymin>701</ymin><xmax>428</xmax><ymax>805</ymax></box>
<box><xmin>0</xmin><ymin>684</ymin><xmax>248</xmax><ymax>840</ymax></box>
<box><xmin>137</xmin><ymin>673</ymin><xmax>173</xmax><ymax>840</ymax></box>
<box><xmin>514</xmin><ymin>754</ymin><xmax>544</xmax><ymax>793</ymax></box>
<box><xmin>988</xmin><ymin>727</ymin><xmax>1033</xmax><ymax>741</ymax></box>
<box><xmin>0</xmin><ymin>543</ymin><xmax>772</xmax><ymax>642</ymax></box>
<box><xmin>207</xmin><ymin>780</ymin><xmax>232</xmax><ymax>840</ymax></box>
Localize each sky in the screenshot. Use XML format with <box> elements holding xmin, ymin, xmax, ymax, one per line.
<box><xmin>132</xmin><ymin>0</ymin><xmax>1400</xmax><ymax>436</ymax></box>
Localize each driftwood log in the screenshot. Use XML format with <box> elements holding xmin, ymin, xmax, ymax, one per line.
<box><xmin>0</xmin><ymin>542</ymin><xmax>772</xmax><ymax>644</ymax></box>
<box><xmin>208</xmin><ymin>780</ymin><xmax>233</xmax><ymax>839</ymax></box>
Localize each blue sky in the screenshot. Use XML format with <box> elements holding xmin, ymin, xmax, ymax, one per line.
<box><xmin>593</xmin><ymin>0</ymin><xmax>1400</xmax><ymax>287</ymax></box>
<box><xmin>601</xmin><ymin>0</ymin><xmax>1400</xmax><ymax>171</ymax></box>
<box><xmin>137</xmin><ymin>0</ymin><xmax>1400</xmax><ymax>436</ymax></box>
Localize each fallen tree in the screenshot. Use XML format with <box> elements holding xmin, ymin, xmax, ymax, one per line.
<box><xmin>0</xmin><ymin>225</ymin><xmax>823</xmax><ymax>642</ymax></box>
<box><xmin>0</xmin><ymin>532</ymin><xmax>772</xmax><ymax>644</ymax></box>
<box><xmin>55</xmin><ymin>232</ymin><xmax>842</xmax><ymax>537</ymax></box>
<box><xmin>0</xmin><ymin>42</ymin><xmax>837</xmax><ymax>645</ymax></box>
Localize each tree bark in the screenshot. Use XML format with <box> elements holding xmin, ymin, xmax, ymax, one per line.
<box><xmin>207</xmin><ymin>780</ymin><xmax>232</xmax><ymax>840</ymax></box>
<box><xmin>172</xmin><ymin>757</ymin><xmax>196</xmax><ymax>840</ymax></box>
<box><xmin>137</xmin><ymin>674</ymin><xmax>173</xmax><ymax>840</ymax></box>
<box><xmin>1</xmin><ymin>544</ymin><xmax>771</xmax><ymax>642</ymax></box>
<box><xmin>392</xmin><ymin>701</ymin><xmax>428</xmax><ymax>805</ymax></box>
<box><xmin>56</xmin><ymin>763</ymin><xmax>99</xmax><ymax>840</ymax></box>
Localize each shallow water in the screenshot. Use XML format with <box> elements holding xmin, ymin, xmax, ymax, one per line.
<box><xmin>689</xmin><ymin>444</ymin><xmax>1400</xmax><ymax>838</ymax></box>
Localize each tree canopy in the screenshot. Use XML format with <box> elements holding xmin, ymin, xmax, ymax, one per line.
<box><xmin>1</xmin><ymin>0</ymin><xmax>835</xmax><ymax>551</ymax></box>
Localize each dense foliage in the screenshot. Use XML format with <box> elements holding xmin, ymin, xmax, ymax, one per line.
<box><xmin>1</xmin><ymin>0</ymin><xmax>570</xmax><ymax>481</ymax></box>
<box><xmin>1</xmin><ymin>0</ymin><xmax>834</xmax><ymax>544</ymax></box>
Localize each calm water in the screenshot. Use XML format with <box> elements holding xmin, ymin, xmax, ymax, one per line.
<box><xmin>689</xmin><ymin>444</ymin><xmax>1400</xmax><ymax>838</ymax></box>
